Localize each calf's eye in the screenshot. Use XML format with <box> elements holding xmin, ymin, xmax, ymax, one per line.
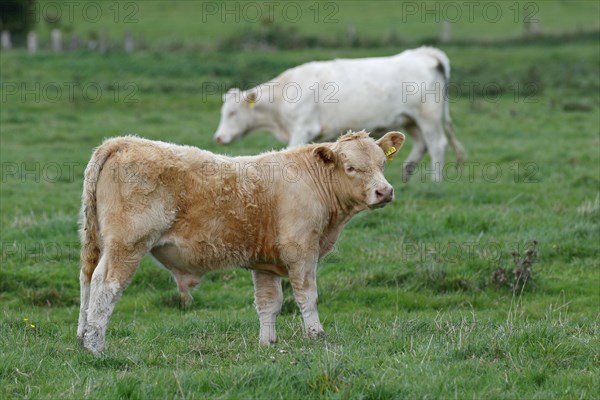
<box><xmin>346</xmin><ymin>166</ymin><xmax>356</xmax><ymax>173</ymax></box>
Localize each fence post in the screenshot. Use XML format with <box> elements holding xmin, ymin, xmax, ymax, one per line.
<box><xmin>1</xmin><ymin>31</ymin><xmax>12</xmax><ymax>50</ymax></box>
<box><xmin>346</xmin><ymin>24</ymin><xmax>356</xmax><ymax>46</ymax></box>
<box><xmin>51</xmin><ymin>29</ymin><xmax>62</xmax><ymax>52</ymax></box>
<box><xmin>99</xmin><ymin>32</ymin><xmax>108</xmax><ymax>53</ymax></box>
<box><xmin>524</xmin><ymin>18</ymin><xmax>540</xmax><ymax>37</ymax></box>
<box><xmin>88</xmin><ymin>37</ymin><xmax>97</xmax><ymax>51</ymax></box>
<box><xmin>70</xmin><ymin>33</ymin><xmax>81</xmax><ymax>51</ymax></box>
<box><xmin>124</xmin><ymin>32</ymin><xmax>134</xmax><ymax>53</ymax></box>
<box><xmin>439</xmin><ymin>20</ymin><xmax>451</xmax><ymax>43</ymax></box>
<box><xmin>27</xmin><ymin>31</ymin><xmax>38</xmax><ymax>53</ymax></box>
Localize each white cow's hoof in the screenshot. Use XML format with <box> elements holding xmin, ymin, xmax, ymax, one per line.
<box><xmin>259</xmin><ymin>329</ymin><xmax>277</xmax><ymax>345</ymax></box>
<box><xmin>306</xmin><ymin>325</ymin><xmax>325</xmax><ymax>339</ymax></box>
<box><xmin>259</xmin><ymin>337</ymin><xmax>277</xmax><ymax>346</ymax></box>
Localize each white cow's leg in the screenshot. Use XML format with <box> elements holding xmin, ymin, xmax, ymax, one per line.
<box><xmin>288</xmin><ymin>134</ymin><xmax>311</xmax><ymax>148</ymax></box>
<box><xmin>287</xmin><ymin>125</ymin><xmax>320</xmax><ymax>148</ymax></box>
<box><xmin>288</xmin><ymin>260</ymin><xmax>324</xmax><ymax>339</ymax></box>
<box><xmin>402</xmin><ymin>124</ymin><xmax>427</xmax><ymax>182</ymax></box>
<box><xmin>77</xmin><ymin>269</ymin><xmax>91</xmax><ymax>344</ymax></box>
<box><xmin>252</xmin><ymin>270</ymin><xmax>283</xmax><ymax>345</ymax></box>
<box><xmin>83</xmin><ymin>246</ymin><xmax>142</xmax><ymax>354</ymax></box>
<box><xmin>419</xmin><ymin>120</ymin><xmax>448</xmax><ymax>183</ymax></box>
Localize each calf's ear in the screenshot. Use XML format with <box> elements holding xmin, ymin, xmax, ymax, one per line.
<box><xmin>376</xmin><ymin>132</ymin><xmax>405</xmax><ymax>160</ymax></box>
<box><xmin>313</xmin><ymin>145</ymin><xmax>337</xmax><ymax>167</ymax></box>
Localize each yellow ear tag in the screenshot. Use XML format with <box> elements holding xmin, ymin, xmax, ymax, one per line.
<box><xmin>385</xmin><ymin>146</ymin><xmax>397</xmax><ymax>161</ymax></box>
<box><xmin>248</xmin><ymin>100</ymin><xmax>255</xmax><ymax>109</ymax></box>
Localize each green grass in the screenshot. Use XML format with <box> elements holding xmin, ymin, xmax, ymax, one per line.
<box><xmin>29</xmin><ymin>0</ymin><xmax>600</xmax><ymax>47</ymax></box>
<box><xmin>1</xmin><ymin>8</ymin><xmax>600</xmax><ymax>400</ymax></box>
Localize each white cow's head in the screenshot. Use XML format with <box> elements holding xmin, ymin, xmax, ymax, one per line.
<box><xmin>214</xmin><ymin>88</ymin><xmax>257</xmax><ymax>145</ymax></box>
<box><xmin>313</xmin><ymin>131</ymin><xmax>406</xmax><ymax>210</ymax></box>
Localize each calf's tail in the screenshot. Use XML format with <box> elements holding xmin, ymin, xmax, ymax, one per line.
<box><xmin>79</xmin><ymin>138</ymin><xmax>123</xmax><ymax>283</ymax></box>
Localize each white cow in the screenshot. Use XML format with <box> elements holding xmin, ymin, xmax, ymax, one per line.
<box><xmin>214</xmin><ymin>46</ymin><xmax>465</xmax><ymax>182</ymax></box>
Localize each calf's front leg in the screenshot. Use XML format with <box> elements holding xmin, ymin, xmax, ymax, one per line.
<box><xmin>252</xmin><ymin>270</ymin><xmax>283</xmax><ymax>345</ymax></box>
<box><xmin>288</xmin><ymin>260</ymin><xmax>325</xmax><ymax>339</ymax></box>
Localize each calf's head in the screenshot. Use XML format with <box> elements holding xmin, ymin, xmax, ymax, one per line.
<box><xmin>214</xmin><ymin>88</ymin><xmax>256</xmax><ymax>145</ymax></box>
<box><xmin>313</xmin><ymin>131</ymin><xmax>405</xmax><ymax>210</ymax></box>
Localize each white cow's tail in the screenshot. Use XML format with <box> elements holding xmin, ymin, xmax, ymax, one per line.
<box><xmin>417</xmin><ymin>46</ymin><xmax>467</xmax><ymax>164</ymax></box>
<box><xmin>79</xmin><ymin>138</ymin><xmax>123</xmax><ymax>283</ymax></box>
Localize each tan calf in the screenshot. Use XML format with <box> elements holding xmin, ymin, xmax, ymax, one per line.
<box><xmin>77</xmin><ymin>130</ymin><xmax>405</xmax><ymax>354</ymax></box>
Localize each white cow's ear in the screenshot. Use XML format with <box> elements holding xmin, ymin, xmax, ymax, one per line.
<box><xmin>313</xmin><ymin>145</ymin><xmax>337</xmax><ymax>167</ymax></box>
<box><xmin>245</xmin><ymin>91</ymin><xmax>257</xmax><ymax>108</ymax></box>
<box><xmin>376</xmin><ymin>132</ymin><xmax>405</xmax><ymax>160</ymax></box>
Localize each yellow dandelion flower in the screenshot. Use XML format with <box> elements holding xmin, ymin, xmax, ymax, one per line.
<box><xmin>30</xmin><ymin>324</ymin><xmax>35</xmax><ymax>328</ymax></box>
<box><xmin>23</xmin><ymin>318</ymin><xmax>28</xmax><ymax>321</ymax></box>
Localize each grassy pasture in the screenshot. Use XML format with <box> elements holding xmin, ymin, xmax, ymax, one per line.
<box><xmin>29</xmin><ymin>1</ymin><xmax>600</xmax><ymax>46</ymax></box>
<box><xmin>1</xmin><ymin>2</ymin><xmax>600</xmax><ymax>399</ymax></box>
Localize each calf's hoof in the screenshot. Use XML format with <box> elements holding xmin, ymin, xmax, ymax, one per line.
<box><xmin>179</xmin><ymin>292</ymin><xmax>193</xmax><ymax>310</ymax></box>
<box><xmin>82</xmin><ymin>324</ymin><xmax>105</xmax><ymax>355</ymax></box>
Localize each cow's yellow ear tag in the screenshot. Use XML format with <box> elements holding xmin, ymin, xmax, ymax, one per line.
<box><xmin>248</xmin><ymin>100</ymin><xmax>256</xmax><ymax>109</ymax></box>
<box><xmin>385</xmin><ymin>146</ymin><xmax>397</xmax><ymax>161</ymax></box>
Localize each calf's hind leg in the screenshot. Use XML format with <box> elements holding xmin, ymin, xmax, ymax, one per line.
<box><xmin>82</xmin><ymin>243</ymin><xmax>145</xmax><ymax>354</ymax></box>
<box><xmin>77</xmin><ymin>269</ymin><xmax>92</xmax><ymax>345</ymax></box>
